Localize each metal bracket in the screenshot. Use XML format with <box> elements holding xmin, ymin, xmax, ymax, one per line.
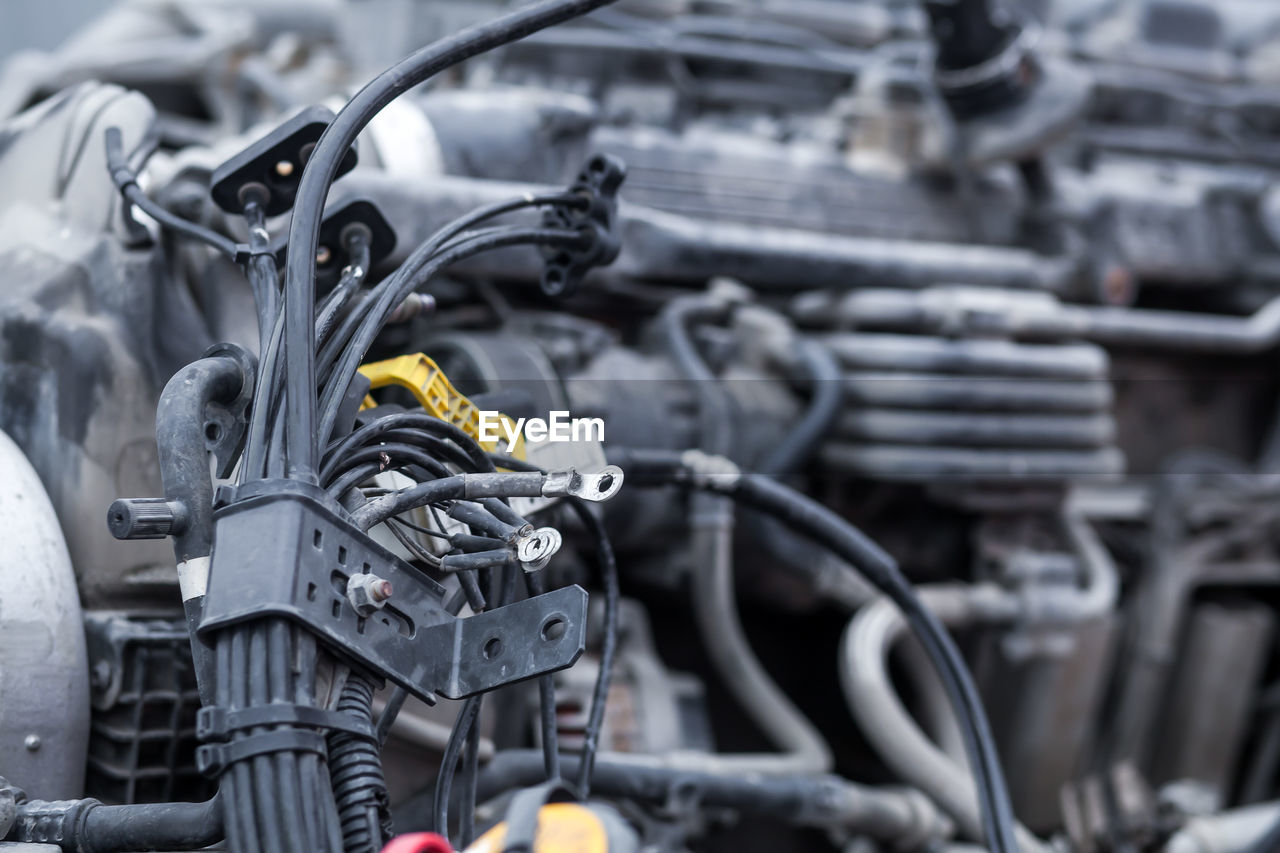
<box><xmin>198</xmin><ymin>485</ymin><xmax>586</xmax><ymax>701</ymax></box>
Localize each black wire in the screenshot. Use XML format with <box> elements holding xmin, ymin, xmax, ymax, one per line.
<box><xmin>459</xmin><ymin>720</ymin><xmax>482</xmax><ymax>848</ymax></box>
<box><xmin>314</xmin><ymin>196</ymin><xmax>583</xmax><ymax>387</ymax></box>
<box><xmin>385</xmin><ymin>515</ymin><xmax>451</xmax><ymax>541</ymax></box>
<box><xmin>104</xmin><ymin>127</ymin><xmax>241</xmax><ymax>260</ymax></box>
<box><xmin>386</xmin><ymin>518</ymin><xmax>444</xmax><ymax>568</ymax></box>
<box><xmin>352</xmin><ymin>473</ymin><xmax>549</xmax><ymax>531</ymax></box>
<box><xmin>324</xmin><ymin>444</ymin><xmax>452</xmax><ymax>495</ymax></box>
<box><xmin>279</xmin><ymin>0</ymin><xmax>621</xmax><ymax>481</ymax></box>
<box><xmin>524</xmin><ymin>569</ymin><xmax>562</xmax><ymax>781</ymax></box>
<box><xmin>315</xmin><ymin>236</ymin><xmax>372</xmax><ymax>350</ymax></box>
<box><xmin>609</xmin><ymin>448</ymin><xmax>1020</xmax><ymax>853</ymax></box>
<box><xmin>241</xmin><ymin>198</ymin><xmax>280</xmax><ymax>353</ymax></box>
<box><xmin>322</xmin><ymin>412</ymin><xmax>494</xmax><ymax>481</ymax></box>
<box><xmin>322</xmin><ymin>430</ymin><xmax>479</xmax><ymax>485</ymax></box>
<box><xmin>566</xmin><ymin>499</ymin><xmax>619</xmax><ymax>798</ymax></box>
<box><xmin>433</xmin><ymin>695</ymin><xmax>483</xmax><ymax>839</ymax></box>
<box><xmin>316</xmin><ymin>226</ymin><xmax>586</xmax><ymax>448</ymax></box>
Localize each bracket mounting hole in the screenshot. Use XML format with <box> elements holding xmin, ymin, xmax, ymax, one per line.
<box><xmin>541</xmin><ymin>617</ymin><xmax>566</xmax><ymax>642</ymax></box>
<box><xmin>483</xmin><ymin>637</ymin><xmax>503</xmax><ymax>660</ymax></box>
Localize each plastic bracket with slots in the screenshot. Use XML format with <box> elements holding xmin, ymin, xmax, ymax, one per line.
<box><xmin>198</xmin><ymin>481</ymin><xmax>586</xmax><ymax>702</ymax></box>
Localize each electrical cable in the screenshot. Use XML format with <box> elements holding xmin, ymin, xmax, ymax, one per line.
<box><xmin>565</xmin><ymin>499</ymin><xmax>619</xmax><ymax>798</ymax></box>
<box><xmin>104</xmin><ymin>128</ymin><xmax>240</xmax><ymax>260</ymax></box>
<box><xmin>278</xmin><ymin>0</ymin><xmax>621</xmax><ymax>481</ymax></box>
<box><xmin>315</xmin><ymin>226</ymin><xmax>587</xmax><ymax>448</ymax></box>
<box><xmin>525</xmin><ymin>568</ymin><xmax>562</xmax><ymax>781</ymax></box>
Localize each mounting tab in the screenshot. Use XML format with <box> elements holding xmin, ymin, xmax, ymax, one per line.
<box><xmin>210</xmin><ymin>105</ymin><xmax>359</xmax><ymax>216</ymax></box>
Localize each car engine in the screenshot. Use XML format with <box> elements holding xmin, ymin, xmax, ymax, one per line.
<box><xmin>3</xmin><ymin>0</ymin><xmax>1280</xmax><ymax>851</ymax></box>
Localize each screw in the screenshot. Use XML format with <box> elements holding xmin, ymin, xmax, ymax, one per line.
<box><xmin>23</xmin><ymin>735</ymin><xmax>40</xmax><ymax>752</ymax></box>
<box><xmin>274</xmin><ymin>160</ymin><xmax>294</xmax><ymax>178</ymax></box>
<box><xmin>370</xmin><ymin>579</ymin><xmax>393</xmax><ymax>603</ymax></box>
<box><xmin>316</xmin><ymin>245</ymin><xmax>332</xmax><ymax>265</ymax></box>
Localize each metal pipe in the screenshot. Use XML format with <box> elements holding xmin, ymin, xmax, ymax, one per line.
<box><xmin>798</xmin><ymin>287</ymin><xmax>1280</xmax><ymax>354</ymax></box>
<box><xmin>838</xmin><ymin>500</ymin><xmax>1118</xmax><ymax>851</ymax></box>
<box><xmin>840</xmin><ymin>586</ymin><xmax>1039</xmax><ymax>849</ymax></box>
<box><xmin>688</xmin><ymin>511</ymin><xmax>833</xmax><ymax>774</ymax></box>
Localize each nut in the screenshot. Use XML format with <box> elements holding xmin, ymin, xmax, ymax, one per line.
<box><xmin>347</xmin><ymin>574</ymin><xmax>393</xmax><ymax>615</ymax></box>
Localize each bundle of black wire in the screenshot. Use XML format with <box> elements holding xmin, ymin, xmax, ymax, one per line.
<box><xmin>275</xmin><ymin>0</ymin><xmax>622</xmax><ymax>481</ymax></box>
<box><xmin>605</xmin><ymin>447</ymin><xmax>1021</xmax><ymax>853</ymax></box>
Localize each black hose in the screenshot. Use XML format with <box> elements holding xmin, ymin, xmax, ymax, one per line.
<box><xmin>606</xmin><ymin>448</ymin><xmax>1020</xmax><ymax>853</ymax></box>
<box><xmin>756</xmin><ymin>340</ymin><xmax>842</xmax><ymax>476</ymax></box>
<box><xmin>279</xmin><ymin>0</ymin><xmax>620</xmax><ymax>481</ymax></box>
<box><xmin>660</xmin><ymin>294</ymin><xmax>734</xmax><ymax>457</ymax></box>
<box><xmin>466</xmin><ymin>751</ymin><xmax>925</xmax><ymax>838</ymax></box>
<box><xmin>328</xmin><ymin>673</ymin><xmax>391</xmax><ymax>853</ymax></box>
<box><xmin>67</xmin><ymin>796</ymin><xmax>223</xmax><ymax>853</ymax></box>
<box><xmin>151</xmin><ymin>353</ymin><xmax>250</xmax><ymax>705</ymax></box>
<box><xmin>155</xmin><ymin>355</ymin><xmax>249</xmax><ymax>564</ymax></box>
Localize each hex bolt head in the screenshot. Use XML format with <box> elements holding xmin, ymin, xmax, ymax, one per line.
<box><xmin>347</xmin><ymin>574</ymin><xmax>392</xmax><ymax>615</ymax></box>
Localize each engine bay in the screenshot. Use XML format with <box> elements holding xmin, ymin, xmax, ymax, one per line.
<box><xmin>3</xmin><ymin>1</ymin><xmax>1280</xmax><ymax>851</ymax></box>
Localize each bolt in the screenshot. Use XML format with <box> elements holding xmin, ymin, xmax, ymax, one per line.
<box><xmin>371</xmin><ymin>579</ymin><xmax>393</xmax><ymax>603</ymax></box>
<box><xmin>316</xmin><ymin>245</ymin><xmax>333</xmax><ymax>265</ymax></box>
<box><xmin>23</xmin><ymin>735</ymin><xmax>40</xmax><ymax>752</ymax></box>
<box><xmin>274</xmin><ymin>160</ymin><xmax>294</xmax><ymax>178</ymax></box>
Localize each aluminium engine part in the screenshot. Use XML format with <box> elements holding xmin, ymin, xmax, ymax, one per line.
<box><xmin>809</xmin><ymin>327</ymin><xmax>1123</xmax><ymax>504</ymax></box>
<box><xmin>0</xmin><ymin>428</ymin><xmax>90</xmax><ymax>801</ymax></box>
<box><xmin>0</xmin><ymin>80</ymin><xmax>210</xmax><ymax>609</ymax></box>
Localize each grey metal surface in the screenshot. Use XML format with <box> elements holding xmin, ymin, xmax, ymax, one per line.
<box><xmin>0</xmin><ymin>429</ymin><xmax>89</xmax><ymax>799</ymax></box>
